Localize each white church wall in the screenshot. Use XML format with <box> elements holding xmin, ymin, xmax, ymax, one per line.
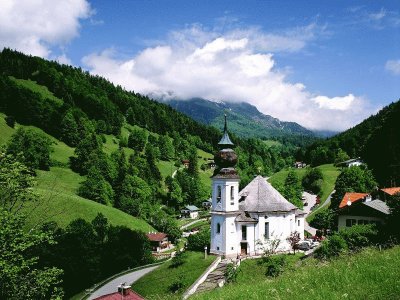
<box><xmin>210</xmin><ymin>214</ymin><xmax>225</xmax><ymax>254</ymax></box>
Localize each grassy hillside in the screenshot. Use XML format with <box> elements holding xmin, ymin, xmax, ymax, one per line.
<box><xmin>0</xmin><ymin>113</ymin><xmax>154</xmax><ymax>232</ymax></box>
<box><xmin>132</xmin><ymin>251</ymin><xmax>215</xmax><ymax>299</ymax></box>
<box><xmin>268</xmin><ymin>164</ymin><xmax>340</xmax><ymax>205</ymax></box>
<box><xmin>193</xmin><ymin>246</ymin><xmax>400</xmax><ymax>300</ymax></box>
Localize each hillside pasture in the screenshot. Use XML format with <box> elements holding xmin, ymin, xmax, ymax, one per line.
<box><xmin>193</xmin><ymin>246</ymin><xmax>400</xmax><ymax>300</ymax></box>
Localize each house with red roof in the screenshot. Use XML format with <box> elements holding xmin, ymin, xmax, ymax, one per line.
<box><xmin>146</xmin><ymin>232</ymin><xmax>169</xmax><ymax>252</ymax></box>
<box><xmin>337</xmin><ymin>192</ymin><xmax>390</xmax><ymax>230</ymax></box>
<box><xmin>94</xmin><ymin>283</ymin><xmax>144</xmax><ymax>300</ymax></box>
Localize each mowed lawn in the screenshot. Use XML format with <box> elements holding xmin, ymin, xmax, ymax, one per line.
<box><xmin>193</xmin><ymin>246</ymin><xmax>400</xmax><ymax>300</ymax></box>
<box><xmin>132</xmin><ymin>251</ymin><xmax>216</xmax><ymax>299</ymax></box>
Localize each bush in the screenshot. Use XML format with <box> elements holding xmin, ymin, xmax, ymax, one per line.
<box><xmin>264</xmin><ymin>255</ymin><xmax>287</xmax><ymax>277</ymax></box>
<box><xmin>187</xmin><ymin>229</ymin><xmax>210</xmax><ymax>251</ymax></box>
<box><xmin>170</xmin><ymin>250</ymin><xmax>186</xmax><ymax>268</ymax></box>
<box><xmin>338</xmin><ymin>224</ymin><xmax>378</xmax><ymax>251</ymax></box>
<box><xmin>314</xmin><ymin>234</ymin><xmax>348</xmax><ymax>260</ymax></box>
<box><xmin>225</xmin><ymin>263</ymin><xmax>240</xmax><ymax>283</ymax></box>
<box><xmin>169</xmin><ymin>275</ymin><xmax>185</xmax><ymax>293</ymax></box>
<box><xmin>5</xmin><ymin>115</ymin><xmax>15</xmax><ymax>128</ymax></box>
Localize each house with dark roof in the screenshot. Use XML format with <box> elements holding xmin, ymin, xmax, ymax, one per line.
<box><xmin>210</xmin><ymin>116</ymin><xmax>305</xmax><ymax>257</ymax></box>
<box><xmin>181</xmin><ymin>205</ymin><xmax>200</xmax><ymax>219</ymax></box>
<box><xmin>337</xmin><ymin>192</ymin><xmax>390</xmax><ymax>229</ymax></box>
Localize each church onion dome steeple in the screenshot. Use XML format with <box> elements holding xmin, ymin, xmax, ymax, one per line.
<box><xmin>218</xmin><ymin>114</ymin><xmax>234</xmax><ymax>148</ymax></box>
<box><xmin>213</xmin><ymin>114</ymin><xmax>239</xmax><ymax>178</ymax></box>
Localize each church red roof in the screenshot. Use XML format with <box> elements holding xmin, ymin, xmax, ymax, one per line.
<box><xmin>94</xmin><ymin>289</ymin><xmax>144</xmax><ymax>300</ymax></box>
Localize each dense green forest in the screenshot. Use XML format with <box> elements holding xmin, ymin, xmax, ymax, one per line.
<box><xmin>301</xmin><ymin>100</ymin><xmax>400</xmax><ymax>186</ymax></box>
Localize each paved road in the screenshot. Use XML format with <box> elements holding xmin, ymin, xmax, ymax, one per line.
<box><xmin>88</xmin><ymin>265</ymin><xmax>160</xmax><ymax>299</ymax></box>
<box><xmin>180</xmin><ymin>218</ymin><xmax>205</xmax><ymax>230</ymax></box>
<box><xmin>302</xmin><ymin>192</ymin><xmax>317</xmax><ymax>236</ymax></box>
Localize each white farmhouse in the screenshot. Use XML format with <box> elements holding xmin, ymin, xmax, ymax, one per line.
<box><xmin>210</xmin><ymin>116</ymin><xmax>305</xmax><ymax>258</ymax></box>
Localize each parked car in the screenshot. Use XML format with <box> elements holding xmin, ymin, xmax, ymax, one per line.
<box><xmin>311</xmin><ymin>241</ymin><xmax>320</xmax><ymax>248</ymax></box>
<box><xmin>296</xmin><ymin>241</ymin><xmax>311</xmax><ymax>250</ymax></box>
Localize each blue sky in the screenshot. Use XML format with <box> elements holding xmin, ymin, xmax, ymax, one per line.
<box><xmin>0</xmin><ymin>0</ymin><xmax>399</xmax><ymax>131</ymax></box>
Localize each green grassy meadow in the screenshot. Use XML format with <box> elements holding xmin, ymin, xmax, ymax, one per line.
<box><xmin>132</xmin><ymin>251</ymin><xmax>216</xmax><ymax>299</ymax></box>
<box><xmin>268</xmin><ymin>164</ymin><xmax>340</xmax><ymax>207</ymax></box>
<box><xmin>193</xmin><ymin>246</ymin><xmax>400</xmax><ymax>300</ymax></box>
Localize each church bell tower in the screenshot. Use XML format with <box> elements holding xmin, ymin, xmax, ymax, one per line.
<box><xmin>210</xmin><ymin>115</ymin><xmax>240</xmax><ymax>257</ymax></box>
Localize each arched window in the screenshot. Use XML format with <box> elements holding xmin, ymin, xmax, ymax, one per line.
<box><xmin>217</xmin><ymin>186</ymin><xmax>222</xmax><ymax>202</ymax></box>
<box><xmin>217</xmin><ymin>223</ymin><xmax>221</xmax><ymax>234</ymax></box>
<box><xmin>230</xmin><ymin>186</ymin><xmax>234</xmax><ymax>205</ymax></box>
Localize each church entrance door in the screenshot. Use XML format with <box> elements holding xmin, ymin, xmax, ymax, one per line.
<box><xmin>240</xmin><ymin>242</ymin><xmax>247</xmax><ymax>255</ymax></box>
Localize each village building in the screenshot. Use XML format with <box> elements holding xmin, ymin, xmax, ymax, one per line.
<box><xmin>181</xmin><ymin>205</ymin><xmax>200</xmax><ymax>219</ymax></box>
<box><xmin>337</xmin><ymin>158</ymin><xmax>364</xmax><ymax>168</ymax></box>
<box><xmin>294</xmin><ymin>161</ymin><xmax>306</xmax><ymax>168</ymax></box>
<box><xmin>94</xmin><ymin>283</ymin><xmax>144</xmax><ymax>300</ymax></box>
<box><xmin>337</xmin><ymin>192</ymin><xmax>390</xmax><ymax>229</ymax></box>
<box><xmin>202</xmin><ymin>198</ymin><xmax>212</xmax><ymax>209</ymax></box>
<box><xmin>146</xmin><ymin>232</ymin><xmax>169</xmax><ymax>252</ymax></box>
<box><xmin>210</xmin><ymin>116</ymin><xmax>305</xmax><ymax>257</ymax></box>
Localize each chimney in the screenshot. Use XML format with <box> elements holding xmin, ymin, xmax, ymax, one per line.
<box><xmin>118</xmin><ymin>282</ymin><xmax>131</xmax><ymax>296</ymax></box>
<box><xmin>365</xmin><ymin>195</ymin><xmax>372</xmax><ymax>202</ymax></box>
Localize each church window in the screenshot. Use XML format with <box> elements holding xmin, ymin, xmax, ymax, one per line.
<box><xmin>241</xmin><ymin>225</ymin><xmax>247</xmax><ymax>240</ymax></box>
<box><xmin>217</xmin><ymin>223</ymin><xmax>221</xmax><ymax>234</ymax></box>
<box><xmin>264</xmin><ymin>222</ymin><xmax>269</xmax><ymax>239</ymax></box>
<box><xmin>217</xmin><ymin>186</ymin><xmax>222</xmax><ymax>202</ymax></box>
<box><xmin>298</xmin><ymin>220</ymin><xmax>300</xmax><ymax>226</ymax></box>
<box><xmin>230</xmin><ymin>186</ymin><xmax>234</xmax><ymax>205</ymax></box>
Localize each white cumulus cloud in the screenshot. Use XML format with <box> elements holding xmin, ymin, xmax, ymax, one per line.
<box><xmin>83</xmin><ymin>25</ymin><xmax>376</xmax><ymax>131</ymax></box>
<box><xmin>0</xmin><ymin>0</ymin><xmax>92</xmax><ymax>58</ymax></box>
<box><xmin>385</xmin><ymin>59</ymin><xmax>400</xmax><ymax>75</ymax></box>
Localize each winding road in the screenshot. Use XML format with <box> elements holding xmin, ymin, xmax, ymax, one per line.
<box><xmin>88</xmin><ymin>265</ymin><xmax>160</xmax><ymax>299</ymax></box>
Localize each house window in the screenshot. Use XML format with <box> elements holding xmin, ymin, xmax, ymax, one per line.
<box><xmin>264</xmin><ymin>222</ymin><xmax>269</xmax><ymax>239</ymax></box>
<box><xmin>346</xmin><ymin>219</ymin><xmax>357</xmax><ymax>227</ymax></box>
<box><xmin>216</xmin><ymin>223</ymin><xmax>221</xmax><ymax>234</ymax></box>
<box><xmin>242</xmin><ymin>225</ymin><xmax>247</xmax><ymax>240</ymax></box>
<box><xmin>298</xmin><ymin>220</ymin><xmax>300</xmax><ymax>226</ymax></box>
<box><xmin>217</xmin><ymin>186</ymin><xmax>222</xmax><ymax>203</ymax></box>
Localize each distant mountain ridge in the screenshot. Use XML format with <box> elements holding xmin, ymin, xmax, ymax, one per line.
<box><xmin>162</xmin><ymin>98</ymin><xmax>317</xmax><ymax>139</ymax></box>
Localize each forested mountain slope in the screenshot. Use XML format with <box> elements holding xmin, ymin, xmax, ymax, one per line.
<box><xmin>164</xmin><ymin>98</ymin><xmax>319</xmax><ymax>145</ymax></box>
<box><xmin>303</xmin><ymin>100</ymin><xmax>400</xmax><ymax>185</ymax></box>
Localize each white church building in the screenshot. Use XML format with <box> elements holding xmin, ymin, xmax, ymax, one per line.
<box><xmin>210</xmin><ymin>117</ymin><xmax>305</xmax><ymax>257</ymax></box>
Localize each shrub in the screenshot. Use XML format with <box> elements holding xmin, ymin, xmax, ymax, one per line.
<box><xmin>187</xmin><ymin>229</ymin><xmax>210</xmax><ymax>251</ymax></box>
<box><xmin>314</xmin><ymin>234</ymin><xmax>347</xmax><ymax>260</ymax></box>
<box><xmin>169</xmin><ymin>275</ymin><xmax>185</xmax><ymax>293</ymax></box>
<box><xmin>170</xmin><ymin>250</ymin><xmax>186</xmax><ymax>268</ymax></box>
<box><xmin>5</xmin><ymin>115</ymin><xmax>15</xmax><ymax>128</ymax></box>
<box><xmin>264</xmin><ymin>255</ymin><xmax>287</xmax><ymax>277</ymax></box>
<box><xmin>338</xmin><ymin>224</ymin><xmax>378</xmax><ymax>251</ymax></box>
<box><xmin>225</xmin><ymin>263</ymin><xmax>239</xmax><ymax>283</ymax></box>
